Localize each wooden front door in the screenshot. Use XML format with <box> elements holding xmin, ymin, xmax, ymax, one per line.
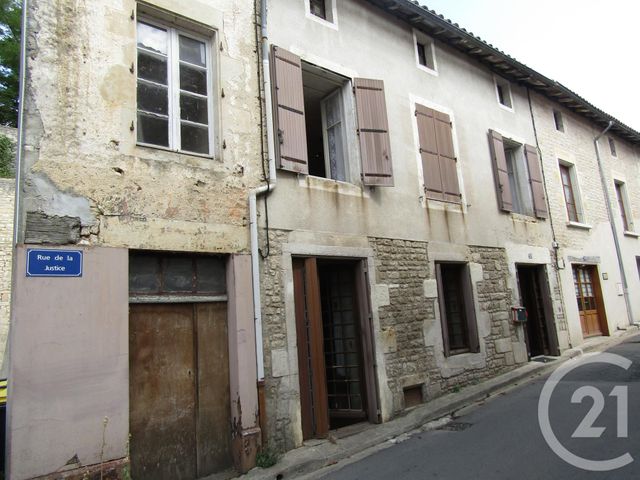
<box><xmin>293</xmin><ymin>258</ymin><xmax>378</xmax><ymax>440</ymax></box>
<box><xmin>130</xmin><ymin>302</ymin><xmax>231</xmax><ymax>480</ymax></box>
<box><xmin>573</xmin><ymin>265</ymin><xmax>608</xmax><ymax>338</ymax></box>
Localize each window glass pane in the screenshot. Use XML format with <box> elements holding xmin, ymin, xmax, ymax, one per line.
<box><xmin>180</xmin><ymin>65</ymin><xmax>208</xmax><ymax>95</ymax></box>
<box><xmin>180</xmin><ymin>94</ymin><xmax>209</xmax><ymax>124</ymax></box>
<box><xmin>180</xmin><ymin>124</ymin><xmax>209</xmax><ymax>154</ymax></box>
<box><xmin>163</xmin><ymin>257</ymin><xmax>194</xmax><ymax>292</ymax></box>
<box><xmin>137</xmin><ymin>22</ymin><xmax>168</xmax><ymax>55</ymax></box>
<box><xmin>138</xmin><ymin>52</ymin><xmax>168</xmax><ymax>85</ymax></box>
<box><xmin>310</xmin><ymin>0</ymin><xmax>327</xmax><ymax>19</ymax></box>
<box><xmin>179</xmin><ymin>36</ymin><xmax>207</xmax><ymax>67</ymax></box>
<box><xmin>137</xmin><ymin>113</ymin><xmax>169</xmax><ymax>147</ymax></box>
<box><xmin>129</xmin><ymin>255</ymin><xmax>160</xmax><ymax>294</ymax></box>
<box><xmin>195</xmin><ymin>257</ymin><xmax>226</xmax><ymax>294</ymax></box>
<box><xmin>137</xmin><ymin>82</ymin><xmax>168</xmax><ymax>115</ymax></box>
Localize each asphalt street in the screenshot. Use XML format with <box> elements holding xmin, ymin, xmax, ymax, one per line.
<box><xmin>320</xmin><ymin>334</ymin><xmax>640</xmax><ymax>480</ymax></box>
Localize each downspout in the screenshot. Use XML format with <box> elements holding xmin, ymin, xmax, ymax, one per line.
<box><xmin>593</xmin><ymin>121</ymin><xmax>635</xmax><ymax>326</ymax></box>
<box><xmin>13</xmin><ymin>0</ymin><xmax>28</xmax><ymax>246</ymax></box>
<box><xmin>250</xmin><ymin>0</ymin><xmax>277</xmax><ymax>383</ymax></box>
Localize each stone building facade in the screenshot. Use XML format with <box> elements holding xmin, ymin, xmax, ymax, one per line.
<box><xmin>254</xmin><ymin>0</ymin><xmax>638</xmax><ymax>456</ymax></box>
<box><xmin>8</xmin><ymin>1</ymin><xmax>265</xmax><ymax>479</ymax></box>
<box><xmin>530</xmin><ymin>92</ymin><xmax>640</xmax><ymax>345</ymax></box>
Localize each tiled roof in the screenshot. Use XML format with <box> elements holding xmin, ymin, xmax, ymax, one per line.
<box><xmin>365</xmin><ymin>0</ymin><xmax>640</xmax><ymax>144</ymax></box>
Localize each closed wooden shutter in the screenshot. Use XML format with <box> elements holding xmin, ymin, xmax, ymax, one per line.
<box><xmin>524</xmin><ymin>144</ymin><xmax>548</xmax><ymax>219</ymax></box>
<box><xmin>271</xmin><ymin>46</ymin><xmax>308</xmax><ymax>174</ymax></box>
<box><xmin>415</xmin><ymin>105</ymin><xmax>461</xmax><ymax>203</ymax></box>
<box><xmin>353</xmin><ymin>78</ymin><xmax>394</xmax><ymax>186</ymax></box>
<box><xmin>488</xmin><ymin>130</ymin><xmax>513</xmax><ymax>212</ymax></box>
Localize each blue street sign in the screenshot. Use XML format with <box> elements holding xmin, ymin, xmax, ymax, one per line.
<box><xmin>26</xmin><ymin>249</ymin><xmax>83</xmax><ymax>277</ymax></box>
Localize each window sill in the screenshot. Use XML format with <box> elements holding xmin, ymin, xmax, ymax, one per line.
<box><xmin>510</xmin><ymin>212</ymin><xmax>537</xmax><ymax>222</ymax></box>
<box><xmin>306</xmin><ymin>12</ymin><xmax>338</xmax><ymax>30</ymax></box>
<box><xmin>498</xmin><ymin>103</ymin><xmax>514</xmax><ymax>113</ymax></box>
<box><xmin>567</xmin><ymin>221</ymin><xmax>592</xmax><ymax>230</ymax></box>
<box><xmin>299</xmin><ymin>174</ymin><xmax>367</xmax><ymax>197</ymax></box>
<box><xmin>417</xmin><ymin>63</ymin><xmax>438</xmax><ymax>77</ymax></box>
<box><xmin>136</xmin><ymin>142</ymin><xmax>215</xmax><ymax>160</ymax></box>
<box><xmin>623</xmin><ymin>230</ymin><xmax>640</xmax><ymax>238</ymax></box>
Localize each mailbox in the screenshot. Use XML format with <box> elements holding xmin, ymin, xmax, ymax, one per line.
<box><xmin>512</xmin><ymin>306</ymin><xmax>527</xmax><ymax>324</ymax></box>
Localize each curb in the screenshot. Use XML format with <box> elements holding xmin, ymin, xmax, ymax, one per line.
<box><xmin>237</xmin><ymin>328</ymin><xmax>639</xmax><ymax>480</ymax></box>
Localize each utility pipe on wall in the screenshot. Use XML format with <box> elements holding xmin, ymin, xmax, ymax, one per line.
<box><xmin>250</xmin><ymin>0</ymin><xmax>277</xmax><ymax>381</ymax></box>
<box><xmin>593</xmin><ymin>121</ymin><xmax>635</xmax><ymax>326</ymax></box>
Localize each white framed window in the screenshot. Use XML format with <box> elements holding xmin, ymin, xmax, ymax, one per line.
<box><xmin>614</xmin><ymin>180</ymin><xmax>634</xmax><ymax>232</ymax></box>
<box><xmin>301</xmin><ymin>62</ymin><xmax>355</xmax><ymax>182</ymax></box>
<box><xmin>494</xmin><ymin>76</ymin><xmax>513</xmax><ymax>110</ymax></box>
<box><xmin>136</xmin><ymin>18</ymin><xmax>215</xmax><ymax>156</ymax></box>
<box><xmin>305</xmin><ymin>0</ymin><xmax>338</xmax><ymax>29</ymax></box>
<box><xmin>558</xmin><ymin>161</ymin><xmax>585</xmax><ymax>224</ymax></box>
<box><xmin>609</xmin><ymin>137</ymin><xmax>617</xmax><ymax>157</ymax></box>
<box><xmin>503</xmin><ymin>140</ymin><xmax>532</xmax><ymax>215</ymax></box>
<box><xmin>553</xmin><ymin>109</ymin><xmax>564</xmax><ymax>132</ymax></box>
<box><xmin>413</xmin><ymin>30</ymin><xmax>437</xmax><ymax>75</ymax></box>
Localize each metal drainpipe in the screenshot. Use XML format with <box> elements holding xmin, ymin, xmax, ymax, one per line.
<box><xmin>13</xmin><ymin>0</ymin><xmax>28</xmax><ymax>246</ymax></box>
<box><xmin>250</xmin><ymin>0</ymin><xmax>277</xmax><ymax>382</ymax></box>
<box><xmin>594</xmin><ymin>121</ymin><xmax>635</xmax><ymax>326</ymax></box>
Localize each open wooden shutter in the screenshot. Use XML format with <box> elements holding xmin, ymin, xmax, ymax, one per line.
<box><xmin>462</xmin><ymin>264</ymin><xmax>480</xmax><ymax>353</ymax></box>
<box><xmin>524</xmin><ymin>144</ymin><xmax>548</xmax><ymax>219</ymax></box>
<box><xmin>354</xmin><ymin>78</ymin><xmax>393</xmax><ymax>186</ymax></box>
<box><xmin>271</xmin><ymin>46</ymin><xmax>308</xmax><ymax>174</ymax></box>
<box><xmin>488</xmin><ymin>130</ymin><xmax>513</xmax><ymax>212</ymax></box>
<box><xmin>416</xmin><ymin>105</ymin><xmax>443</xmax><ymax>200</ymax></box>
<box><xmin>435</xmin><ymin>112</ymin><xmax>461</xmax><ymax>203</ymax></box>
<box><xmin>416</xmin><ymin>105</ymin><xmax>461</xmax><ymax>203</ymax></box>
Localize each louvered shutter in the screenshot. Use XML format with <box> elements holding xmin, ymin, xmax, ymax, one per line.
<box><xmin>435</xmin><ymin>111</ymin><xmax>461</xmax><ymax>202</ymax></box>
<box><xmin>353</xmin><ymin>78</ymin><xmax>394</xmax><ymax>186</ymax></box>
<box><xmin>488</xmin><ymin>130</ymin><xmax>513</xmax><ymax>212</ymax></box>
<box><xmin>416</xmin><ymin>105</ymin><xmax>443</xmax><ymax>200</ymax></box>
<box><xmin>271</xmin><ymin>46</ymin><xmax>308</xmax><ymax>174</ymax></box>
<box><xmin>524</xmin><ymin>144</ymin><xmax>548</xmax><ymax>219</ymax></box>
<box><xmin>416</xmin><ymin>105</ymin><xmax>461</xmax><ymax>203</ymax></box>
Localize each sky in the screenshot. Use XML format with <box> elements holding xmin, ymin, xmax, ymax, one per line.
<box><xmin>420</xmin><ymin>0</ymin><xmax>640</xmax><ymax>131</ymax></box>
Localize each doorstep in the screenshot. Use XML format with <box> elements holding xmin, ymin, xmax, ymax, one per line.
<box><xmin>238</xmin><ymin>327</ymin><xmax>639</xmax><ymax>480</ymax></box>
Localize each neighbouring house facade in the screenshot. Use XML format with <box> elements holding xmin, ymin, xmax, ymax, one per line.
<box><xmin>257</xmin><ymin>0</ymin><xmax>569</xmax><ymax>452</ymax></box>
<box><xmin>529</xmin><ymin>93</ymin><xmax>640</xmax><ymax>345</ymax></box>
<box><xmin>0</xmin><ymin>125</ymin><xmax>17</xmax><ymax>377</ymax></box>
<box><xmin>8</xmin><ymin>1</ymin><xmax>264</xmax><ymax>479</ymax></box>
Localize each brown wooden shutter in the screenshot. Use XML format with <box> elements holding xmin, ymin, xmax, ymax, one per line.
<box><xmin>415</xmin><ymin>105</ymin><xmax>461</xmax><ymax>203</ymax></box>
<box><xmin>353</xmin><ymin>78</ymin><xmax>393</xmax><ymax>186</ymax></box>
<box><xmin>488</xmin><ymin>130</ymin><xmax>513</xmax><ymax>212</ymax></box>
<box><xmin>416</xmin><ymin>105</ymin><xmax>443</xmax><ymax>200</ymax></box>
<box><xmin>435</xmin><ymin>112</ymin><xmax>461</xmax><ymax>203</ymax></box>
<box><xmin>462</xmin><ymin>264</ymin><xmax>480</xmax><ymax>353</ymax></box>
<box><xmin>524</xmin><ymin>144</ymin><xmax>548</xmax><ymax>219</ymax></box>
<box><xmin>271</xmin><ymin>46</ymin><xmax>308</xmax><ymax>174</ymax></box>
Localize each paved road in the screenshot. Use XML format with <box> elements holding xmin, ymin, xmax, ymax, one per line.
<box><xmin>321</xmin><ymin>335</ymin><xmax>640</xmax><ymax>479</ymax></box>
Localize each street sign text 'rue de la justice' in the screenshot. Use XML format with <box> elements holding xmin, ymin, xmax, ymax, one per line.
<box><xmin>26</xmin><ymin>249</ymin><xmax>83</xmax><ymax>277</ymax></box>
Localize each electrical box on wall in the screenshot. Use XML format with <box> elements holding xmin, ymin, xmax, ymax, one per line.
<box><xmin>512</xmin><ymin>306</ymin><xmax>527</xmax><ymax>324</ymax></box>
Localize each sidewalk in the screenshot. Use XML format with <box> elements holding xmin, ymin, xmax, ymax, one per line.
<box><xmin>236</xmin><ymin>326</ymin><xmax>639</xmax><ymax>480</ymax></box>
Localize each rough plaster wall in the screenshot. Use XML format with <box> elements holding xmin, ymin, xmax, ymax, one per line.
<box><xmin>0</xmin><ymin>179</ymin><xmax>14</xmax><ymax>370</ymax></box>
<box><xmin>20</xmin><ymin>0</ymin><xmax>263</xmax><ymax>252</ymax></box>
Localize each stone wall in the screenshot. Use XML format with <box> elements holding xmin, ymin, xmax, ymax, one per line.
<box><xmin>369</xmin><ymin>238</ymin><xmax>431</xmax><ymax>411</ymax></box>
<box><xmin>0</xmin><ymin>179</ymin><xmax>14</xmax><ymax>372</ymax></box>
<box><xmin>260</xmin><ymin>231</ymin><xmax>530</xmax><ymax>450</ymax></box>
